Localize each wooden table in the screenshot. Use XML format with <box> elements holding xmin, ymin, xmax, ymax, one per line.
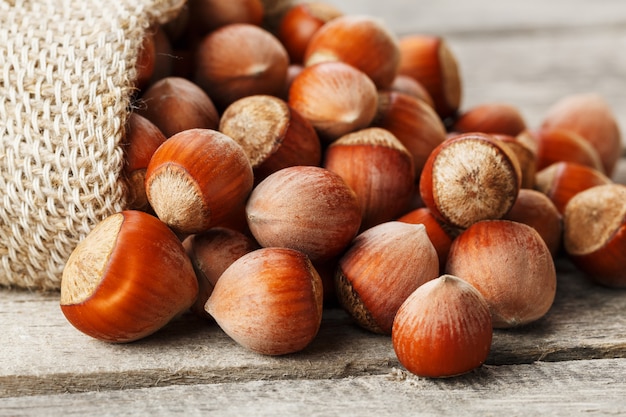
<box><xmin>2</xmin><ymin>1</ymin><xmax>626</xmax><ymax>415</ymax></box>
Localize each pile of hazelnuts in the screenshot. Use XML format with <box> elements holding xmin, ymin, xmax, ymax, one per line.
<box><xmin>60</xmin><ymin>0</ymin><xmax>625</xmax><ymax>378</ymax></box>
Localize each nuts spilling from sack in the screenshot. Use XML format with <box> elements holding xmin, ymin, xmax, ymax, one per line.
<box><xmin>60</xmin><ymin>0</ymin><xmax>625</xmax><ymax>378</ymax></box>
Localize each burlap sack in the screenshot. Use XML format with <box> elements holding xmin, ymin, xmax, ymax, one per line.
<box><xmin>0</xmin><ymin>0</ymin><xmax>189</xmax><ymax>291</ymax></box>
<box><xmin>0</xmin><ymin>0</ymin><xmax>293</xmax><ymax>292</ymax></box>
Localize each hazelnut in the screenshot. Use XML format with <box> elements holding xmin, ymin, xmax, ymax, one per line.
<box><xmin>535</xmin><ymin>161</ymin><xmax>612</xmax><ymax>214</ymax></box>
<box><xmin>504</xmin><ymin>189</ymin><xmax>563</xmax><ymax>258</ymax></box>
<box><xmin>205</xmin><ymin>247</ymin><xmax>323</xmax><ymax>355</ymax></box>
<box><xmin>392</xmin><ymin>275</ymin><xmax>492</xmax><ymax>378</ymax></box>
<box><xmin>246</xmin><ymin>166</ymin><xmax>362</xmax><ymax>262</ymax></box>
<box><xmin>122</xmin><ymin>113</ymin><xmax>167</xmax><ymax>212</ymax></box>
<box><xmin>389</xmin><ymin>74</ymin><xmax>435</xmax><ymax>108</ymax></box>
<box><xmin>398</xmin><ymin>34</ymin><xmax>462</xmax><ymax>120</ymax></box>
<box><xmin>304</xmin><ymin>14</ymin><xmax>400</xmax><ymax>89</ymax></box>
<box><xmin>563</xmin><ymin>183</ymin><xmax>626</xmax><ymax>288</ymax></box>
<box><xmin>373</xmin><ymin>90</ymin><xmax>447</xmax><ymax>179</ymax></box>
<box><xmin>335</xmin><ymin>221</ymin><xmax>439</xmax><ymax>335</ymax></box>
<box><xmin>219</xmin><ymin>94</ymin><xmax>322</xmax><ymax>182</ymax></box>
<box><xmin>397</xmin><ymin>207</ymin><xmax>454</xmax><ymax>269</ymax></box>
<box><xmin>445</xmin><ymin>220</ymin><xmax>557</xmax><ymax>328</ymax></box>
<box><xmin>419</xmin><ymin>133</ymin><xmax>522</xmax><ymax>231</ymax></box>
<box><xmin>530</xmin><ymin>128</ymin><xmax>605</xmax><ymax>173</ymax></box>
<box><xmin>60</xmin><ymin>211</ymin><xmax>199</xmax><ymax>343</ymax></box>
<box><xmin>541</xmin><ymin>93</ymin><xmax>622</xmax><ymax>177</ymax></box>
<box><xmin>453</xmin><ymin>103</ymin><xmax>527</xmax><ymax>136</ymax></box>
<box><xmin>137</xmin><ymin>76</ymin><xmax>219</xmax><ymax>138</ymax></box>
<box><xmin>492</xmin><ymin>133</ymin><xmax>537</xmax><ymax>189</ymax></box>
<box><xmin>323</xmin><ymin>127</ymin><xmax>415</xmax><ymax>231</ymax></box>
<box><xmin>145</xmin><ymin>128</ymin><xmax>254</xmax><ymax>235</ymax></box>
<box><xmin>183</xmin><ymin>227</ymin><xmax>259</xmax><ymax>320</ymax></box>
<box><xmin>288</xmin><ymin>61</ymin><xmax>378</xmax><ymax>142</ymax></box>
<box><xmin>194</xmin><ymin>23</ymin><xmax>289</xmax><ymax>110</ymax></box>
<box><xmin>277</xmin><ymin>2</ymin><xmax>343</xmax><ymax>64</ymax></box>
<box><xmin>188</xmin><ymin>0</ymin><xmax>264</xmax><ymax>35</ymax></box>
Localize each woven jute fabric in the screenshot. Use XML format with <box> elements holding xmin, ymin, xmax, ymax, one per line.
<box><xmin>0</xmin><ymin>0</ymin><xmax>185</xmax><ymax>291</ymax></box>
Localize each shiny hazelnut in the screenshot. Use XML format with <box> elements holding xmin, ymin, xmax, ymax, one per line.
<box><xmin>453</xmin><ymin>103</ymin><xmax>527</xmax><ymax>136</ymax></box>
<box><xmin>304</xmin><ymin>14</ymin><xmax>400</xmax><ymax>89</ymax></box>
<box><xmin>219</xmin><ymin>94</ymin><xmax>322</xmax><ymax>182</ymax></box>
<box><xmin>535</xmin><ymin>161</ymin><xmax>612</xmax><ymax>214</ymax></box>
<box><xmin>183</xmin><ymin>227</ymin><xmax>259</xmax><ymax>319</ymax></box>
<box><xmin>288</xmin><ymin>61</ymin><xmax>378</xmax><ymax>142</ymax></box>
<box><xmin>122</xmin><ymin>113</ymin><xmax>167</xmax><ymax>211</ymax></box>
<box><xmin>335</xmin><ymin>221</ymin><xmax>439</xmax><ymax>334</ymax></box>
<box><xmin>60</xmin><ymin>211</ymin><xmax>199</xmax><ymax>343</ymax></box>
<box><xmin>373</xmin><ymin>90</ymin><xmax>447</xmax><ymax>179</ymax></box>
<box><xmin>398</xmin><ymin>34</ymin><xmax>462</xmax><ymax>120</ymax></box>
<box><xmin>419</xmin><ymin>133</ymin><xmax>522</xmax><ymax>231</ymax></box>
<box><xmin>541</xmin><ymin>93</ymin><xmax>622</xmax><ymax>177</ymax></box>
<box><xmin>145</xmin><ymin>129</ymin><xmax>254</xmax><ymax>235</ymax></box>
<box><xmin>504</xmin><ymin>189</ymin><xmax>563</xmax><ymax>257</ymax></box>
<box><xmin>397</xmin><ymin>207</ymin><xmax>454</xmax><ymax>269</ymax></box>
<box><xmin>563</xmin><ymin>183</ymin><xmax>626</xmax><ymax>288</ymax></box>
<box><xmin>323</xmin><ymin>127</ymin><xmax>415</xmax><ymax>230</ymax></box>
<box><xmin>278</xmin><ymin>2</ymin><xmax>343</xmax><ymax>64</ymax></box>
<box><xmin>531</xmin><ymin>128</ymin><xmax>604</xmax><ymax>173</ymax></box>
<box><xmin>392</xmin><ymin>274</ymin><xmax>492</xmax><ymax>378</ymax></box>
<box><xmin>188</xmin><ymin>0</ymin><xmax>264</xmax><ymax>34</ymax></box>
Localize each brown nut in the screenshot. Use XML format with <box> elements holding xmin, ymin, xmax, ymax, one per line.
<box><xmin>535</xmin><ymin>161</ymin><xmax>612</xmax><ymax>214</ymax></box>
<box><xmin>246</xmin><ymin>166</ymin><xmax>362</xmax><ymax>261</ymax></box>
<box><xmin>304</xmin><ymin>14</ymin><xmax>400</xmax><ymax>89</ymax></box>
<box><xmin>122</xmin><ymin>113</ymin><xmax>167</xmax><ymax>211</ymax></box>
<box><xmin>188</xmin><ymin>0</ymin><xmax>264</xmax><ymax>35</ymax></box>
<box><xmin>563</xmin><ymin>183</ymin><xmax>626</xmax><ymax>288</ymax></box>
<box><xmin>323</xmin><ymin>127</ymin><xmax>415</xmax><ymax>231</ymax></box>
<box><xmin>541</xmin><ymin>93</ymin><xmax>622</xmax><ymax>177</ymax></box>
<box><xmin>145</xmin><ymin>129</ymin><xmax>254</xmax><ymax>235</ymax></box>
<box><xmin>453</xmin><ymin>103</ymin><xmax>527</xmax><ymax>137</ymax></box>
<box><xmin>445</xmin><ymin>219</ymin><xmax>557</xmax><ymax>328</ymax></box>
<box><xmin>373</xmin><ymin>90</ymin><xmax>447</xmax><ymax>179</ymax></box>
<box><xmin>504</xmin><ymin>189</ymin><xmax>563</xmax><ymax>258</ymax></box>
<box><xmin>138</xmin><ymin>76</ymin><xmax>219</xmax><ymax>138</ymax></box>
<box><xmin>205</xmin><ymin>247</ymin><xmax>323</xmax><ymax>355</ymax></box>
<box><xmin>183</xmin><ymin>227</ymin><xmax>259</xmax><ymax>319</ymax></box>
<box><xmin>335</xmin><ymin>221</ymin><xmax>439</xmax><ymax>335</ymax></box>
<box><xmin>277</xmin><ymin>2</ymin><xmax>343</xmax><ymax>64</ymax></box>
<box><xmin>398</xmin><ymin>34</ymin><xmax>462</xmax><ymax>120</ymax></box>
<box><xmin>194</xmin><ymin>23</ymin><xmax>289</xmax><ymax>110</ymax></box>
<box><xmin>419</xmin><ymin>133</ymin><xmax>522</xmax><ymax>232</ymax></box>
<box><xmin>397</xmin><ymin>207</ymin><xmax>454</xmax><ymax>270</ymax></box>
<box><xmin>531</xmin><ymin>128</ymin><xmax>604</xmax><ymax>173</ymax></box>
<box><xmin>392</xmin><ymin>274</ymin><xmax>492</xmax><ymax>378</ymax></box>
<box><xmin>288</xmin><ymin>61</ymin><xmax>378</xmax><ymax>142</ymax></box>
<box><xmin>219</xmin><ymin>94</ymin><xmax>322</xmax><ymax>182</ymax></box>
<box><xmin>60</xmin><ymin>211</ymin><xmax>199</xmax><ymax>343</ymax></box>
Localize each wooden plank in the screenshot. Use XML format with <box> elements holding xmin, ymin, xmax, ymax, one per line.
<box><xmin>2</xmin><ymin>358</ymin><xmax>626</xmax><ymax>417</ymax></box>
<box><xmin>2</xmin><ymin>258</ymin><xmax>626</xmax><ymax>398</ymax></box>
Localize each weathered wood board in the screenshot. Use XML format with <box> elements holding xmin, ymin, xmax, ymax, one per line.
<box><xmin>2</xmin><ymin>258</ymin><xmax>626</xmax><ymax>400</ymax></box>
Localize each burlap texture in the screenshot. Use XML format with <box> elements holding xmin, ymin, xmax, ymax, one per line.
<box><xmin>0</xmin><ymin>0</ymin><xmax>185</xmax><ymax>291</ymax></box>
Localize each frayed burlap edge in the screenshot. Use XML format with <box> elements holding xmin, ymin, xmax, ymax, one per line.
<box><xmin>0</xmin><ymin>0</ymin><xmax>186</xmax><ymax>291</ymax></box>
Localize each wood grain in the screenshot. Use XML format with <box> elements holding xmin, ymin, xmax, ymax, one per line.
<box><xmin>2</xmin><ymin>359</ymin><xmax>626</xmax><ymax>416</ymax></box>
<box><xmin>2</xmin><ymin>259</ymin><xmax>626</xmax><ymax>398</ymax></box>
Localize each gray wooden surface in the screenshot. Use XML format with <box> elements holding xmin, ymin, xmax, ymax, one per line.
<box><xmin>2</xmin><ymin>0</ymin><xmax>626</xmax><ymax>415</ymax></box>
